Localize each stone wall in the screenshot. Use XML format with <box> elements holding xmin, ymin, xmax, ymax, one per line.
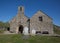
<box><xmin>30</xmin><ymin>11</ymin><xmax>54</xmax><ymax>34</ymax></box>
<box><xmin>9</xmin><ymin>6</ymin><xmax>28</xmax><ymax>33</ymax></box>
<box><xmin>9</xmin><ymin>6</ymin><xmax>54</xmax><ymax>35</ymax></box>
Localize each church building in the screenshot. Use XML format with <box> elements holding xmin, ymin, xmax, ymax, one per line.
<box><xmin>9</xmin><ymin>6</ymin><xmax>54</xmax><ymax>35</ymax></box>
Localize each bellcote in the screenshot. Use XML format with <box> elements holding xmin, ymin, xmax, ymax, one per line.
<box><xmin>18</xmin><ymin>6</ymin><xmax>24</xmax><ymax>14</ymax></box>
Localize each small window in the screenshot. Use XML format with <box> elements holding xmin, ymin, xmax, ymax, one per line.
<box><xmin>39</xmin><ymin>16</ymin><xmax>43</xmax><ymax>21</ymax></box>
<box><xmin>36</xmin><ymin>31</ymin><xmax>41</xmax><ymax>34</ymax></box>
<box><xmin>42</xmin><ymin>31</ymin><xmax>49</xmax><ymax>34</ymax></box>
<box><xmin>20</xmin><ymin>7</ymin><xmax>22</xmax><ymax>11</ymax></box>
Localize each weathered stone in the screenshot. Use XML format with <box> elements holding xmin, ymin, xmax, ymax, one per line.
<box><xmin>9</xmin><ymin>6</ymin><xmax>54</xmax><ymax>35</ymax></box>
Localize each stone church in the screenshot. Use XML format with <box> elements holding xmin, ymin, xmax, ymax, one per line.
<box><xmin>9</xmin><ymin>6</ymin><xmax>54</xmax><ymax>35</ymax></box>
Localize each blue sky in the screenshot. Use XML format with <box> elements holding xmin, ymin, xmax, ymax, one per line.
<box><xmin>0</xmin><ymin>0</ymin><xmax>60</xmax><ymax>26</ymax></box>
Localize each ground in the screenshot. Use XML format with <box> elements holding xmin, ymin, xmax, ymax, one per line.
<box><xmin>0</xmin><ymin>34</ymin><xmax>60</xmax><ymax>43</ymax></box>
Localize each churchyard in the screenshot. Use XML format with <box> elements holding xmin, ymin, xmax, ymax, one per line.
<box><xmin>0</xmin><ymin>34</ymin><xmax>60</xmax><ymax>43</ymax></box>
<box><xmin>0</xmin><ymin>22</ymin><xmax>60</xmax><ymax>43</ymax></box>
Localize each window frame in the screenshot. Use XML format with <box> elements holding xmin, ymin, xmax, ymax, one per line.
<box><xmin>39</xmin><ymin>16</ymin><xmax>43</xmax><ymax>21</ymax></box>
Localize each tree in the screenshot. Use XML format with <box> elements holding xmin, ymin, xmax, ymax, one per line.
<box><xmin>0</xmin><ymin>21</ymin><xmax>10</xmax><ymax>30</ymax></box>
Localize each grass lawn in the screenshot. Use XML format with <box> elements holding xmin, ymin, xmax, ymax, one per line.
<box><xmin>0</xmin><ymin>34</ymin><xmax>60</xmax><ymax>43</ymax></box>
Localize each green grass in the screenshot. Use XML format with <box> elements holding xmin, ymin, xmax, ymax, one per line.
<box><xmin>0</xmin><ymin>34</ymin><xmax>60</xmax><ymax>43</ymax></box>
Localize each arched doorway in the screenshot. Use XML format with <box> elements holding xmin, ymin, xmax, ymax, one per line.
<box><xmin>18</xmin><ymin>25</ymin><xmax>23</xmax><ymax>34</ymax></box>
<box><xmin>7</xmin><ymin>27</ymin><xmax>10</xmax><ymax>31</ymax></box>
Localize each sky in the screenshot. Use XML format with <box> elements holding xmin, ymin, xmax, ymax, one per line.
<box><xmin>0</xmin><ymin>0</ymin><xmax>60</xmax><ymax>26</ymax></box>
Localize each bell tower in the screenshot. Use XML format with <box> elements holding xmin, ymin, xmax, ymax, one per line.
<box><xmin>18</xmin><ymin>6</ymin><xmax>24</xmax><ymax>14</ymax></box>
<box><xmin>17</xmin><ymin>6</ymin><xmax>25</xmax><ymax>25</ymax></box>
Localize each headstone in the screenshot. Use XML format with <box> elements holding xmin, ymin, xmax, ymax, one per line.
<box><xmin>23</xmin><ymin>27</ymin><xmax>29</xmax><ymax>35</ymax></box>
<box><xmin>22</xmin><ymin>35</ymin><xmax>30</xmax><ymax>40</ymax></box>
<box><xmin>31</xmin><ymin>29</ymin><xmax>36</xmax><ymax>35</ymax></box>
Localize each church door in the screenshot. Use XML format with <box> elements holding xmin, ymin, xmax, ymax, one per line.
<box><xmin>18</xmin><ymin>25</ymin><xmax>23</xmax><ymax>34</ymax></box>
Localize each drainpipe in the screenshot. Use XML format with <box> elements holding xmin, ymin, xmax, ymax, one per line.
<box><xmin>27</xmin><ymin>19</ymin><xmax>30</xmax><ymax>33</ymax></box>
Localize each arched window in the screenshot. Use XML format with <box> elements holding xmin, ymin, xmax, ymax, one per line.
<box><xmin>7</xmin><ymin>27</ymin><xmax>10</xmax><ymax>31</ymax></box>
<box><xmin>36</xmin><ymin>31</ymin><xmax>41</xmax><ymax>34</ymax></box>
<box><xmin>42</xmin><ymin>31</ymin><xmax>49</xmax><ymax>34</ymax></box>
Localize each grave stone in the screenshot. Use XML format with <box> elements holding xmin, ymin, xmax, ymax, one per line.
<box><xmin>31</xmin><ymin>29</ymin><xmax>36</xmax><ymax>35</ymax></box>
<box><xmin>23</xmin><ymin>27</ymin><xmax>29</xmax><ymax>35</ymax></box>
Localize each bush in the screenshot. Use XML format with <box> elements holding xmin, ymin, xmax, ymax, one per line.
<box><xmin>0</xmin><ymin>30</ymin><xmax>4</xmax><ymax>33</ymax></box>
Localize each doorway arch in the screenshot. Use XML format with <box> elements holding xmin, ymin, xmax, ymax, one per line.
<box><xmin>18</xmin><ymin>25</ymin><xmax>23</xmax><ymax>34</ymax></box>
<box><xmin>7</xmin><ymin>27</ymin><xmax>10</xmax><ymax>31</ymax></box>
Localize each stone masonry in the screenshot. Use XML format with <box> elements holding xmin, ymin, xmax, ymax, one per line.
<box><xmin>9</xmin><ymin>6</ymin><xmax>54</xmax><ymax>35</ymax></box>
